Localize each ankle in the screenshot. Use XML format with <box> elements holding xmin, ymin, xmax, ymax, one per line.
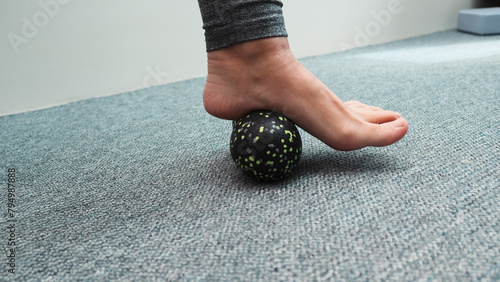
<box><xmin>207</xmin><ymin>36</ymin><xmax>293</xmax><ymax>66</ymax></box>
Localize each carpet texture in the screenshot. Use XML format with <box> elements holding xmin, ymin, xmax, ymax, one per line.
<box><xmin>1</xmin><ymin>30</ymin><xmax>499</xmax><ymax>281</ymax></box>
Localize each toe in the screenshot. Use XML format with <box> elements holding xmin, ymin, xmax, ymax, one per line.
<box><xmin>331</xmin><ymin>117</ymin><xmax>408</xmax><ymax>151</ymax></box>
<box><xmin>345</xmin><ymin>101</ymin><xmax>365</xmax><ymax>108</ymax></box>
<box><xmin>362</xmin><ymin>118</ymin><xmax>409</xmax><ymax>147</ymax></box>
<box><xmin>351</xmin><ymin>108</ymin><xmax>401</xmax><ymax>124</ymax></box>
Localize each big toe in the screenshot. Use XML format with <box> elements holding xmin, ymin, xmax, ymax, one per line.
<box><xmin>363</xmin><ymin>118</ymin><xmax>409</xmax><ymax>148</ymax></box>
<box><xmin>332</xmin><ymin>118</ymin><xmax>408</xmax><ymax>151</ymax></box>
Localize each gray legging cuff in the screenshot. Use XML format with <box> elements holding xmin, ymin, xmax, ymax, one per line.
<box><xmin>198</xmin><ymin>0</ymin><xmax>288</xmax><ymax>52</ymax></box>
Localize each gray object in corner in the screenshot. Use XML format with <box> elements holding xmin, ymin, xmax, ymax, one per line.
<box><xmin>458</xmin><ymin>7</ymin><xmax>500</xmax><ymax>35</ymax></box>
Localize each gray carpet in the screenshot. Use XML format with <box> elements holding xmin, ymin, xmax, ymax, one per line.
<box><xmin>1</xmin><ymin>30</ymin><xmax>499</xmax><ymax>281</ymax></box>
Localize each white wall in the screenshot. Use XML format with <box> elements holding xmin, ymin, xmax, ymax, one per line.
<box><xmin>0</xmin><ymin>0</ymin><xmax>476</xmax><ymax>116</ymax></box>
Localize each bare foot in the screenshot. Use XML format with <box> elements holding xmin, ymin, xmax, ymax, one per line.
<box><xmin>203</xmin><ymin>37</ymin><xmax>408</xmax><ymax>151</ymax></box>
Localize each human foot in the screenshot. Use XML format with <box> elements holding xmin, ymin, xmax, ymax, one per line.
<box><xmin>203</xmin><ymin>37</ymin><xmax>408</xmax><ymax>151</ymax></box>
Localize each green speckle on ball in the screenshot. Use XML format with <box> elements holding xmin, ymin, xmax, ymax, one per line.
<box><xmin>230</xmin><ymin>110</ymin><xmax>302</xmax><ymax>182</ymax></box>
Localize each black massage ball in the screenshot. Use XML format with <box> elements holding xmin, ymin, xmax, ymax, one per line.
<box><xmin>230</xmin><ymin>110</ymin><xmax>302</xmax><ymax>182</ymax></box>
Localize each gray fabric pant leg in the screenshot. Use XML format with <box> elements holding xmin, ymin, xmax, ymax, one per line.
<box><xmin>197</xmin><ymin>0</ymin><xmax>288</xmax><ymax>51</ymax></box>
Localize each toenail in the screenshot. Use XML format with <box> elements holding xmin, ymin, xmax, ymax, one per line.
<box><xmin>392</xmin><ymin>118</ymin><xmax>406</xmax><ymax>128</ymax></box>
<box><xmin>395</xmin><ymin>112</ymin><xmax>401</xmax><ymax>118</ymax></box>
